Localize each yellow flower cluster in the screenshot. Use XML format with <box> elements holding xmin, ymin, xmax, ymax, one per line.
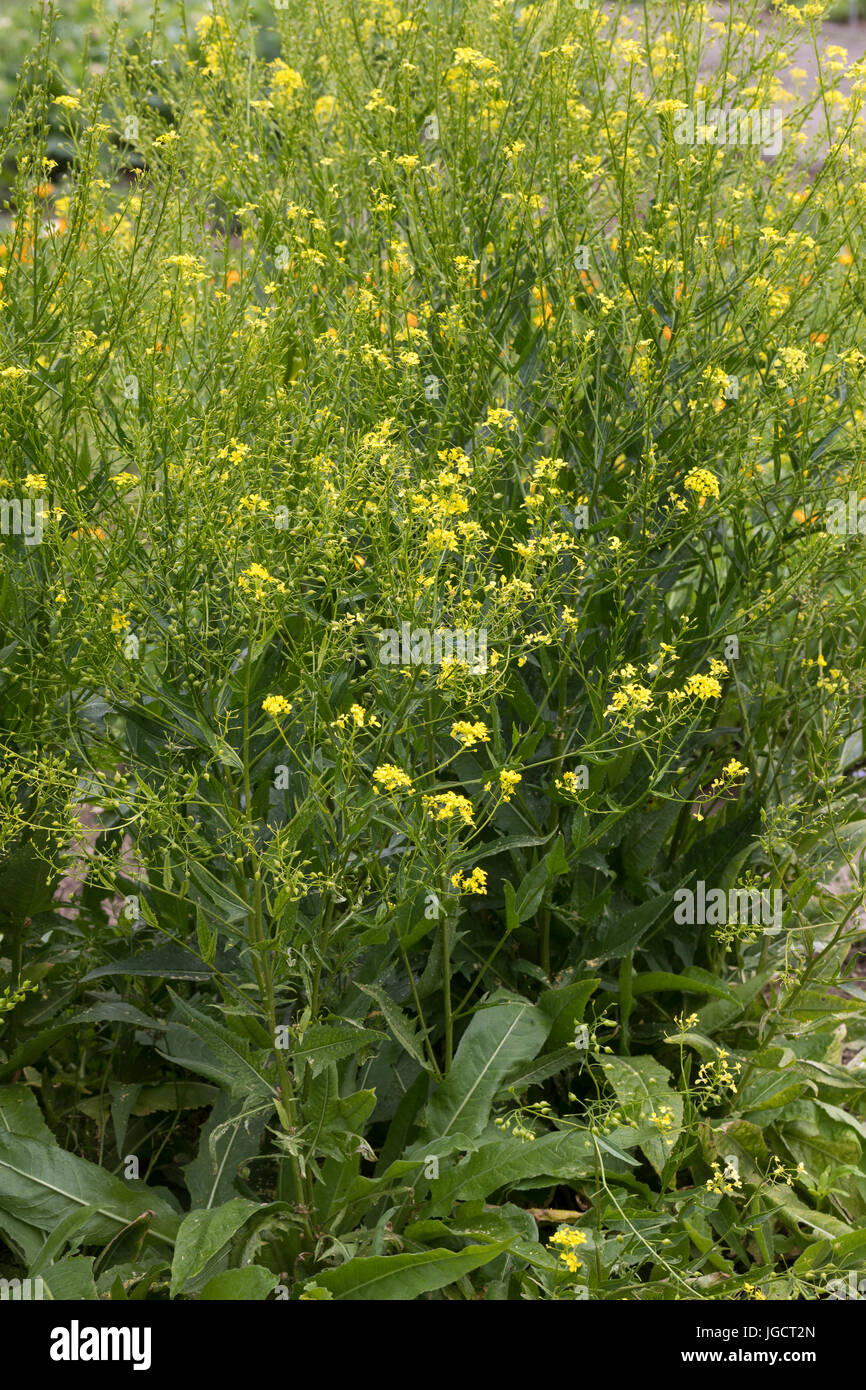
<box><xmin>450</xmin><ymin>720</ymin><xmax>490</xmax><ymax>750</ymax></box>
<box><xmin>332</xmin><ymin>704</ymin><xmax>379</xmax><ymax>731</ymax></box>
<box><xmin>372</xmin><ymin>764</ymin><xmax>412</xmax><ymax>794</ymax></box>
<box><xmin>262</xmin><ymin>695</ymin><xmax>291</xmax><ymax>717</ymax></box>
<box><xmin>683</xmin><ymin>467</ymin><xmax>720</xmax><ymax>500</ymax></box>
<box><xmin>451</xmin><ymin>867</ymin><xmax>487</xmax><ymax>894</ymax></box>
<box><xmin>237</xmin><ymin>563</ymin><xmax>286</xmax><ymax>599</ymax></box>
<box><xmin>556</xmin><ymin>769</ymin><xmax>586</xmax><ymax>795</ymax></box>
<box><xmin>549</xmin><ymin>1225</ymin><xmax>587</xmax><ymax>1274</ymax></box>
<box><xmin>696</xmin><ymin>1049</ymin><xmax>742</xmax><ymax>1105</ymax></box>
<box><xmin>682</xmin><ymin>673</ymin><xmax>723</xmax><ymax>700</ymax></box>
<box><xmin>422</xmin><ymin>791</ymin><xmax>475</xmax><ymax>826</ymax></box>
<box><xmin>706</xmin><ymin>1159</ymin><xmax>743</xmax><ymax>1196</ymax></box>
<box><xmin>605</xmin><ymin>681</ymin><xmax>654</xmax><ymax>723</ymax></box>
<box><xmin>498</xmin><ymin>769</ymin><xmax>522</xmax><ymax>801</ymax></box>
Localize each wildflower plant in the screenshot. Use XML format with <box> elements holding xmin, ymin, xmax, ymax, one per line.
<box><xmin>0</xmin><ymin>0</ymin><xmax>865</xmax><ymax>1303</ymax></box>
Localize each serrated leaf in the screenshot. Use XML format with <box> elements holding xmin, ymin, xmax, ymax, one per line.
<box><xmin>291</xmin><ymin>1023</ymin><xmax>381</xmax><ymax>1078</ymax></box>
<box><xmin>82</xmin><ymin>946</ymin><xmax>211</xmax><ymax>983</ymax></box>
<box><xmin>355</xmin><ymin>982</ymin><xmax>428</xmax><ymax>1068</ymax></box>
<box><xmin>161</xmin><ymin>991</ymin><xmax>273</xmax><ymax>1101</ymax></box>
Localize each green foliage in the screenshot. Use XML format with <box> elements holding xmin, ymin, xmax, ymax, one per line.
<box><xmin>1</xmin><ymin>0</ymin><xmax>866</xmax><ymax>1300</ymax></box>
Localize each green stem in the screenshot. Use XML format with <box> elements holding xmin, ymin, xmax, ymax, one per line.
<box><xmin>441</xmin><ymin>913</ymin><xmax>453</xmax><ymax>1073</ymax></box>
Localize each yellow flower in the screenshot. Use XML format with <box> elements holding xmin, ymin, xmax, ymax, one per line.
<box><xmin>262</xmin><ymin>695</ymin><xmax>291</xmax><ymax>717</ymax></box>
<box><xmin>451</xmin><ymin>866</ymin><xmax>487</xmax><ymax>894</ymax></box>
<box><xmin>549</xmin><ymin>1225</ymin><xmax>587</xmax><ymax>1273</ymax></box>
<box><xmin>450</xmin><ymin>720</ymin><xmax>490</xmax><ymax>750</ymax></box>
<box><xmin>498</xmin><ymin>769</ymin><xmax>522</xmax><ymax>801</ymax></box>
<box><xmin>722</xmin><ymin>759</ymin><xmax>748</xmax><ymax>779</ymax></box>
<box><xmin>273</xmin><ymin>64</ymin><xmax>304</xmax><ymax>94</ymax></box>
<box><xmin>315</xmin><ymin>94</ymin><xmax>337</xmax><ymax>122</ymax></box>
<box><xmin>684</xmin><ymin>673</ymin><xmax>723</xmax><ymax>700</ymax></box>
<box><xmin>683</xmin><ymin>467</ymin><xmax>720</xmax><ymax>500</ymax></box>
<box><xmin>237</xmin><ymin>563</ymin><xmax>286</xmax><ymax>599</ymax></box>
<box><xmin>372</xmin><ymin>764</ymin><xmax>413</xmax><ymax>794</ymax></box>
<box><xmin>422</xmin><ymin>792</ymin><xmax>475</xmax><ymax>826</ymax></box>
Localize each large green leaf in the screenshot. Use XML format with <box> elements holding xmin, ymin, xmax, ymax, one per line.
<box><xmin>427</xmin><ymin>1125</ymin><xmax>643</xmax><ymax>1217</ymax></box>
<box><xmin>199</xmin><ymin>1265</ymin><xmax>279</xmax><ymax>1300</ymax></box>
<box><xmin>82</xmin><ymin>946</ymin><xmax>212</xmax><ymax>982</ymax></box>
<box><xmin>304</xmin><ymin>1242</ymin><xmax>508</xmax><ymax>1300</ymax></box>
<box><xmin>40</xmin><ymin>1256</ymin><xmax>99</xmax><ymax>1301</ymax></box>
<box><xmin>0</xmin><ymin>1132</ymin><xmax>179</xmax><ymax>1249</ymax></box>
<box><xmin>426</xmin><ymin>991</ymin><xmax>549</xmax><ymax>1139</ymax></box>
<box><xmin>171</xmin><ymin>1197</ymin><xmax>260</xmax><ymax>1295</ymax></box>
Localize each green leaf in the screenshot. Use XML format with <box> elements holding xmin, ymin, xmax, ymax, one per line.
<box><xmin>183</xmin><ymin>1093</ymin><xmax>268</xmax><ymax>1210</ymax></box>
<box><xmin>0</xmin><ymin>1132</ymin><xmax>179</xmax><ymax>1249</ymax></box>
<box><xmin>587</xmin><ymin>888</ymin><xmax>678</xmax><ymax>961</ymax></box>
<box><xmin>304</xmin><ymin>1243</ymin><xmax>508</xmax><ymax>1300</ymax></box>
<box><xmin>513</xmin><ymin>836</ymin><xmax>569</xmax><ymax>923</ymax></box>
<box><xmin>40</xmin><ymin>1256</ymin><xmax>99</xmax><ymax>1301</ymax></box>
<box><xmin>426</xmin><ymin>992</ymin><xmax>549</xmax><ymax>1139</ymax></box>
<box><xmin>82</xmin><ymin>946</ymin><xmax>211</xmax><ymax>982</ymax></box>
<box><xmin>199</xmin><ymin>1265</ymin><xmax>279</xmax><ymax>1300</ymax></box>
<box><xmin>538</xmin><ymin>978</ymin><xmax>599</xmax><ymax>1050</ymax></box>
<box><xmin>600</xmin><ymin>1055</ymin><xmax>683</xmax><ymax>1175</ymax></box>
<box><xmin>355</xmin><ymin>982</ymin><xmax>429</xmax><ymax>1068</ymax></box>
<box><xmin>763</xmin><ymin>1183</ymin><xmax>852</xmax><ymax>1243</ymax></box>
<box><xmin>0</xmin><ymin>1085</ymin><xmax>53</xmax><ymax>1142</ymax></box>
<box><xmin>290</xmin><ymin>1023</ymin><xmax>381</xmax><ymax>1078</ymax></box>
<box><xmin>30</xmin><ymin>1206</ymin><xmax>98</xmax><ymax>1275</ymax></box>
<box><xmin>630</xmin><ymin>969</ymin><xmax>737</xmax><ymax>1003</ymax></box>
<box><xmin>427</xmin><ymin>1126</ymin><xmax>642</xmax><ymax>1217</ymax></box>
<box><xmin>161</xmin><ymin>991</ymin><xmax>273</xmax><ymax>1101</ymax></box>
<box><xmin>70</xmin><ymin>1001</ymin><xmax>164</xmax><ymax>1029</ymax></box>
<box><xmin>502</xmin><ymin>1046</ymin><xmax>579</xmax><ymax>1092</ymax></box>
<box><xmin>171</xmin><ymin>1197</ymin><xmax>260</xmax><ymax>1296</ymax></box>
